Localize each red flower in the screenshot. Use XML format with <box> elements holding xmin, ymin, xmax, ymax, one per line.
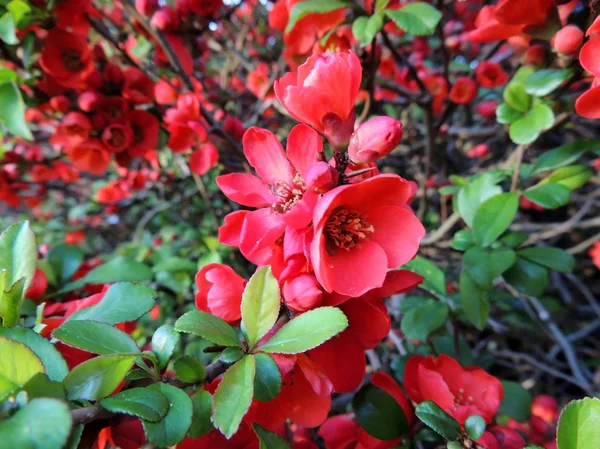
<box><xmin>469</xmin><ymin>6</ymin><xmax>524</xmax><ymax>43</ymax></box>
<box><xmin>65</xmin><ymin>139</ymin><xmax>111</xmax><ymax>175</ymax></box>
<box><xmin>217</xmin><ymin>125</ymin><xmax>322</xmax><ymax>261</ymax></box>
<box><xmin>195</xmin><ymin>263</ymin><xmax>246</xmax><ymax>323</ymax></box>
<box><xmin>310</xmin><ymin>174</ymin><xmax>424</xmax><ymax>297</ymax></box>
<box><xmin>480</xmin><ymin>425</ymin><xmax>527</xmax><ymax>449</ymax></box>
<box><xmin>424</xmin><ymin>75</ymin><xmax>448</xmax><ymax>115</ymax></box>
<box><xmin>468</xmin><ymin>144</ymin><xmax>490</xmax><ymax>159</ymax></box>
<box><xmin>101</xmin><ymin>122</ymin><xmax>134</xmax><ymax>153</ymax></box>
<box><xmin>40</xmin><ymin>30</ymin><xmax>93</xmax><ymax>89</ymax></box>
<box><xmin>575</xmin><ymin>80</ymin><xmax>600</xmax><ymax>119</ymax></box>
<box><xmin>348</xmin><ymin>116</ymin><xmax>403</xmax><ymax>164</ymax></box>
<box><xmin>475</xmin><ymin>62</ymin><xmax>509</xmax><ymax>88</ymax></box>
<box><xmin>450</xmin><ymin>77</ymin><xmax>478</xmax><ymax>104</ymax></box>
<box><xmin>165</xmin><ymin>94</ymin><xmax>208</xmax><ymax>153</ymax></box>
<box><xmin>128</xmin><ymin>110</ymin><xmax>160</xmax><ymax>157</ymax></box>
<box><xmin>25</xmin><ymin>269</ymin><xmax>48</xmax><ymax>300</ymax></box>
<box><xmin>190</xmin><ymin>142</ymin><xmax>219</xmax><ymax>175</ymax></box>
<box><xmin>53</xmin><ymin>112</ymin><xmax>92</xmax><ymax>149</ymax></box>
<box><xmin>269</xmin><ymin>0</ymin><xmax>346</xmax><ymax>55</ymax></box>
<box><xmin>404</xmin><ymin>354</ymin><xmax>503</xmax><ymax>424</ymax></box>
<box><xmin>494</xmin><ymin>0</ymin><xmax>552</xmax><ymax>26</ymax></box>
<box><xmin>275</xmin><ymin>51</ymin><xmax>361</xmax><ymax>147</ymax></box>
<box><xmin>122</xmin><ymin>68</ymin><xmax>155</xmax><ymax>104</ymax></box>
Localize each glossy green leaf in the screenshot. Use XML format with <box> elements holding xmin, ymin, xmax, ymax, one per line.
<box><xmin>465</xmin><ymin>415</ymin><xmax>486</xmax><ymax>440</ymax></box>
<box><xmin>532</xmin><ymin>140</ymin><xmax>599</xmax><ymax>174</ymax></box>
<box><xmin>352</xmin><ymin>14</ymin><xmax>383</xmax><ymax>46</ymax></box>
<box><xmin>509</xmin><ymin>114</ymin><xmax>541</xmax><ymax>145</ymax></box>
<box><xmin>286</xmin><ymin>0</ymin><xmax>348</xmax><ymax>33</ymax></box>
<box><xmin>68</xmin><ymin>282</ymin><xmax>156</xmax><ymax>324</ymax></box>
<box><xmin>540</xmin><ymin>165</ymin><xmax>593</xmax><ymax>191</ymax></box>
<box><xmin>504</xmin><ymin>82</ymin><xmax>531</xmax><ymax>113</ymax></box>
<box><xmin>47</xmin><ymin>244</ymin><xmax>83</xmax><ymax>283</ymax></box>
<box><xmin>518</xmin><ymin>247</ymin><xmax>575</xmax><ymax>273</ymax></box>
<box><xmin>0</xmin><ymin>326</ymin><xmax>68</xmax><ymax>381</ymax></box>
<box><xmin>253</xmin><ymin>423</ymin><xmax>292</xmax><ymax>449</ymax></box>
<box><xmin>0</xmin><ymin>82</ymin><xmax>32</xmax><ymax>139</ymax></box>
<box><xmin>529</xmin><ymin>103</ymin><xmax>554</xmax><ymax>131</ymax></box>
<box><xmin>0</xmin><ymin>277</ymin><xmax>24</xmax><ymax>328</ymax></box>
<box><xmin>0</xmin><ymin>398</ymin><xmax>72</xmax><ymax>449</ymax></box>
<box><xmin>212</xmin><ymin>355</ymin><xmax>256</xmax><ymax>438</ymax></box>
<box><xmin>499</xmin><ymin>381</ymin><xmax>532</xmax><ymax>423</ymax></box>
<box><xmin>524</xmin><ymin>69</ymin><xmax>572</xmax><ymax>96</ymax></box>
<box><xmin>174</xmin><ymin>355</ymin><xmax>205</xmax><ymax>383</ymax></box>
<box><xmin>496</xmin><ymin>103</ymin><xmax>523</xmax><ymax>124</ymax></box>
<box><xmin>504</xmin><ymin>257</ymin><xmax>549</xmax><ymax>297</ymax></box>
<box><xmin>22</xmin><ymin>373</ymin><xmax>65</xmax><ymax>400</ymax></box>
<box><xmin>53</xmin><ymin>320</ymin><xmax>139</xmax><ymax>354</ymax></box>
<box><xmin>241</xmin><ymin>266</ymin><xmax>281</xmax><ymax>349</ymax></box>
<box><xmin>100</xmin><ymin>386</ymin><xmax>169</xmax><ymax>422</ymax></box>
<box><xmin>253</xmin><ymin>353</ymin><xmax>281</xmax><ymax>402</ymax></box>
<box><xmin>459</xmin><ymin>270</ymin><xmax>490</xmax><ymax>330</ymax></box>
<box><xmin>0</xmin><ymin>221</ymin><xmax>37</xmax><ymax>291</ymax></box>
<box><xmin>63</xmin><ymin>256</ymin><xmax>153</xmax><ymax>291</ymax></box>
<box><xmin>222</xmin><ymin>347</ymin><xmax>244</xmax><ymax>363</ymax></box>
<box><xmin>0</xmin><ymin>13</ymin><xmax>18</xmax><ymax>44</ymax></box>
<box><xmin>451</xmin><ymin>230</ymin><xmax>474</xmax><ymax>251</ymax></box>
<box><xmin>188</xmin><ymin>390</ymin><xmax>213</xmax><ymax>438</ymax></box>
<box><xmin>142</xmin><ymin>383</ymin><xmax>193</xmax><ymax>447</ymax></box>
<box><xmin>403</xmin><ymin>256</ymin><xmax>447</xmax><ymax>295</ymax></box>
<box><xmin>385</xmin><ymin>2</ymin><xmax>442</xmax><ymax>36</ymax></box>
<box><xmin>473</xmin><ymin>193</ymin><xmax>519</xmax><ymax>247</ymax></box>
<box><xmin>524</xmin><ymin>183</ymin><xmax>571</xmax><ymax>209</ymax></box>
<box><xmin>353</xmin><ymin>383</ymin><xmax>409</xmax><ymax>440</ymax></box>
<box><xmin>415</xmin><ymin>400</ymin><xmax>462</xmax><ymax>440</ymax></box>
<box><xmin>63</xmin><ymin>354</ymin><xmax>137</xmax><ymax>400</ymax></box>
<box><xmin>456</xmin><ymin>173</ymin><xmax>503</xmax><ymax>227</ymax></box>
<box><xmin>464</xmin><ymin>247</ymin><xmax>516</xmax><ymax>289</ymax></box>
<box><xmin>0</xmin><ymin>336</ymin><xmax>44</xmax><ymax>400</ymax></box>
<box><xmin>557</xmin><ymin>397</ymin><xmax>600</xmax><ymax>449</ymax></box>
<box><xmin>257</xmin><ymin>307</ymin><xmax>348</xmax><ymax>354</ymax></box>
<box><xmin>152</xmin><ymin>324</ymin><xmax>180</xmax><ymax>368</ymax></box>
<box><xmin>175</xmin><ymin>310</ymin><xmax>243</xmax><ymax>347</ymax></box>
<box><xmin>401</xmin><ymin>300</ymin><xmax>449</xmax><ymax>342</ymax></box>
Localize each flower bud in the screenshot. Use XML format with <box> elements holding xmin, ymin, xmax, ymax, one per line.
<box><xmin>305</xmin><ymin>162</ymin><xmax>339</xmax><ymax>193</ymax></box>
<box><xmin>283</xmin><ymin>274</ymin><xmax>323</xmax><ymax>312</ymax></box>
<box><xmin>348</xmin><ymin>116</ymin><xmax>403</xmax><ymax>163</ymax></box>
<box><xmin>467</xmin><ymin>144</ymin><xmax>490</xmax><ymax>159</ymax></box>
<box><xmin>553</xmin><ymin>25</ymin><xmax>584</xmax><ymax>54</ymax></box>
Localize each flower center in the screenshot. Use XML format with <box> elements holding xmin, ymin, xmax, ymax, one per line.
<box><xmin>62</xmin><ymin>50</ymin><xmax>84</xmax><ymax>72</ymax></box>
<box><xmin>272</xmin><ymin>173</ymin><xmax>305</xmax><ymax>214</ymax></box>
<box><xmin>325</xmin><ymin>208</ymin><xmax>373</xmax><ymax>252</ymax></box>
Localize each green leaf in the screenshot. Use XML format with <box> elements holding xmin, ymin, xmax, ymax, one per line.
<box><xmin>253</xmin><ymin>423</ymin><xmax>292</xmax><ymax>449</ymax></box>
<box><xmin>100</xmin><ymin>386</ymin><xmax>169</xmax><ymax>422</ymax></box>
<box><xmin>153</xmin><ymin>257</ymin><xmax>197</xmax><ymax>273</ymax></box>
<box><xmin>7</xmin><ymin>1</ymin><xmax>31</xmax><ymax>27</ymax></box>
<box><xmin>509</xmin><ymin>114</ymin><xmax>541</xmax><ymax>145</ymax></box>
<box><xmin>464</xmin><ymin>247</ymin><xmax>516</xmax><ymax>289</ymax></box>
<box><xmin>241</xmin><ymin>266</ymin><xmax>281</xmax><ymax>350</ymax></box>
<box><xmin>0</xmin><ymin>326</ymin><xmax>68</xmax><ymax>381</ymax></box>
<box><xmin>500</xmin><ymin>232</ymin><xmax>529</xmax><ymax>248</ymax></box>
<box><xmin>257</xmin><ymin>306</ymin><xmax>348</xmax><ymax>354</ymax></box>
<box><xmin>0</xmin><ymin>221</ymin><xmax>37</xmax><ymax>291</ymax></box>
<box><xmin>504</xmin><ymin>257</ymin><xmax>549</xmax><ymax>297</ymax></box>
<box><xmin>212</xmin><ymin>355</ymin><xmax>256</xmax><ymax>439</ymax></box>
<box><xmin>557</xmin><ymin>397</ymin><xmax>600</xmax><ymax>449</ymax></box>
<box><xmin>0</xmin><ymin>82</ymin><xmax>32</xmax><ymax>139</ymax></box>
<box><xmin>353</xmin><ymin>383</ymin><xmax>409</xmax><ymax>440</ymax></box>
<box><xmin>152</xmin><ymin>324</ymin><xmax>180</xmax><ymax>368</ymax></box>
<box><xmin>473</xmin><ymin>193</ymin><xmax>519</xmax><ymax>247</ymax></box>
<box><xmin>402</xmin><ymin>256</ymin><xmax>446</xmax><ymax>295</ymax></box>
<box><xmin>504</xmin><ymin>82</ymin><xmax>531</xmax><ymax>113</ymax></box>
<box><xmin>532</xmin><ymin>140</ymin><xmax>599</xmax><ymax>174</ymax></box>
<box><xmin>0</xmin><ymin>336</ymin><xmax>44</xmax><ymax>400</ymax></box>
<box><xmin>496</xmin><ymin>103</ymin><xmax>523</xmax><ymax>124</ymax></box>
<box><xmin>451</xmin><ymin>230</ymin><xmax>474</xmax><ymax>251</ymax></box>
<box><xmin>524</xmin><ymin>69</ymin><xmax>572</xmax><ymax>96</ymax></box>
<box><xmin>142</xmin><ymin>383</ymin><xmax>193</xmax><ymax>447</ymax></box>
<box><xmin>47</xmin><ymin>244</ymin><xmax>84</xmax><ymax>284</ymax></box>
<box><xmin>63</xmin><ymin>256</ymin><xmax>153</xmax><ymax>291</ymax></box>
<box><xmin>286</xmin><ymin>0</ymin><xmax>348</xmax><ymax>33</ymax></box>
<box><xmin>0</xmin><ymin>13</ymin><xmax>17</xmax><ymax>44</ymax></box>
<box><xmin>0</xmin><ymin>277</ymin><xmax>24</xmax><ymax>328</ymax></box>
<box><xmin>23</xmin><ymin>372</ymin><xmax>66</xmax><ymax>400</ymax></box>
<box><xmin>529</xmin><ymin>103</ymin><xmax>554</xmax><ymax>131</ymax></box>
<box><xmin>0</xmin><ymin>398</ymin><xmax>72</xmax><ymax>449</ymax></box>
<box><xmin>513</xmin><ymin>66</ymin><xmax>536</xmax><ymax>83</ymax></box>
<box><xmin>498</xmin><ymin>381</ymin><xmax>532</xmax><ymax>423</ymax></box>
<box><xmin>459</xmin><ymin>270</ymin><xmax>490</xmax><ymax>330</ymax></box>
<box><xmin>385</xmin><ymin>3</ymin><xmax>442</xmax><ymax>36</ymax></box>
<box><xmin>540</xmin><ymin>165</ymin><xmax>593</xmax><ymax>191</ymax></box>
<box><xmin>68</xmin><ymin>282</ymin><xmax>156</xmax><ymax>324</ymax></box>
<box><xmin>53</xmin><ymin>320</ymin><xmax>140</xmax><ymax>354</ymax></box>
<box><xmin>415</xmin><ymin>400</ymin><xmax>462</xmax><ymax>440</ymax></box>
<box><xmin>253</xmin><ymin>353</ymin><xmax>281</xmax><ymax>402</ymax></box>
<box><xmin>188</xmin><ymin>390</ymin><xmax>213</xmax><ymax>438</ymax></box>
<box><xmin>175</xmin><ymin>310</ymin><xmax>242</xmax><ymax>348</ymax></box>
<box><xmin>524</xmin><ymin>183</ymin><xmax>571</xmax><ymax>209</ymax></box>
<box><xmin>63</xmin><ymin>354</ymin><xmax>137</xmax><ymax>400</ymax></box>
<box><xmin>222</xmin><ymin>346</ymin><xmax>244</xmax><ymax>363</ymax></box>
<box><xmin>518</xmin><ymin>247</ymin><xmax>575</xmax><ymax>273</ymax></box>
<box><xmin>456</xmin><ymin>173</ymin><xmax>503</xmax><ymax>227</ymax></box>
<box><xmin>352</xmin><ymin>14</ymin><xmax>383</xmax><ymax>46</ymax></box>
<box><xmin>401</xmin><ymin>300</ymin><xmax>449</xmax><ymax>342</ymax></box>
<box><xmin>465</xmin><ymin>415</ymin><xmax>486</xmax><ymax>440</ymax></box>
<box><xmin>174</xmin><ymin>355</ymin><xmax>205</xmax><ymax>383</ymax></box>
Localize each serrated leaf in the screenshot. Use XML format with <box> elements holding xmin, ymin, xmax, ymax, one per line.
<box><xmin>188</xmin><ymin>390</ymin><xmax>213</xmax><ymax>438</ymax></box>
<box><xmin>353</xmin><ymin>383</ymin><xmax>409</xmax><ymax>440</ymax></box>
<box><xmin>286</xmin><ymin>0</ymin><xmax>348</xmax><ymax>33</ymax></box>
<box><xmin>174</xmin><ymin>355</ymin><xmax>205</xmax><ymax>383</ymax></box>
<box><xmin>152</xmin><ymin>324</ymin><xmax>180</xmax><ymax>368</ymax></box>
<box><xmin>557</xmin><ymin>397</ymin><xmax>600</xmax><ymax>449</ymax></box>
<box><xmin>415</xmin><ymin>400</ymin><xmax>461</xmax><ymax>440</ymax></box>
<box><xmin>464</xmin><ymin>247</ymin><xmax>516</xmax><ymax>289</ymax></box>
<box><xmin>352</xmin><ymin>14</ymin><xmax>383</xmax><ymax>46</ymax></box>
<box><xmin>175</xmin><ymin>310</ymin><xmax>242</xmax><ymax>348</ymax></box>
<box><xmin>241</xmin><ymin>266</ymin><xmax>280</xmax><ymax>349</ymax></box>
<box><xmin>532</xmin><ymin>140</ymin><xmax>598</xmax><ymax>174</ymax></box>
<box><xmin>385</xmin><ymin>3</ymin><xmax>442</xmax><ymax>36</ymax></box>
<box><xmin>47</xmin><ymin>244</ymin><xmax>83</xmax><ymax>284</ymax></box>
<box><xmin>473</xmin><ymin>193</ymin><xmax>518</xmax><ymax>247</ymax></box>
<box><xmin>142</xmin><ymin>383</ymin><xmax>193</xmax><ymax>446</ymax></box>
<box><xmin>402</xmin><ymin>256</ymin><xmax>446</xmax><ymax>295</ymax></box>
<box><xmin>253</xmin><ymin>353</ymin><xmax>281</xmax><ymax>402</ymax></box>
<box><xmin>524</xmin><ymin>183</ymin><xmax>571</xmax><ymax>209</ymax></box>
<box><xmin>100</xmin><ymin>386</ymin><xmax>169</xmax><ymax>422</ymax></box>
<box><xmin>62</xmin><ymin>256</ymin><xmax>153</xmax><ymax>292</ymax></box>
<box><xmin>459</xmin><ymin>270</ymin><xmax>490</xmax><ymax>330</ymax></box>
<box><xmin>212</xmin><ymin>356</ymin><xmax>255</xmax><ymax>439</ymax></box>
<box><xmin>456</xmin><ymin>173</ymin><xmax>503</xmax><ymax>227</ymax></box>
<box><xmin>0</xmin><ymin>221</ymin><xmax>37</xmax><ymax>292</ymax></box>
<box><xmin>0</xmin><ymin>336</ymin><xmax>44</xmax><ymax>400</ymax></box>
<box><xmin>63</xmin><ymin>354</ymin><xmax>137</xmax><ymax>401</ymax></box>
<box><xmin>253</xmin><ymin>423</ymin><xmax>292</xmax><ymax>449</ymax></box>
<box><xmin>0</xmin><ymin>277</ymin><xmax>24</xmax><ymax>328</ymax></box>
<box><xmin>0</xmin><ymin>82</ymin><xmax>32</xmax><ymax>139</ymax></box>
<box><xmin>53</xmin><ymin>320</ymin><xmax>140</xmax><ymax>355</ymax></box>
<box><xmin>257</xmin><ymin>307</ymin><xmax>348</xmax><ymax>354</ymax></box>
<box><xmin>68</xmin><ymin>282</ymin><xmax>156</xmax><ymax>324</ymax></box>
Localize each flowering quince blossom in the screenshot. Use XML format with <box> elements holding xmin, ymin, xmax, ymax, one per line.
<box><xmin>404</xmin><ymin>354</ymin><xmax>504</xmax><ymax>424</ymax></box>
<box><xmin>195</xmin><ymin>263</ymin><xmax>247</xmax><ymax>322</ymax></box>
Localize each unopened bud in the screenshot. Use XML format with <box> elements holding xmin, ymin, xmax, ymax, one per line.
<box><xmin>283</xmin><ymin>274</ymin><xmax>323</xmax><ymax>312</ymax></box>
<box><xmin>348</xmin><ymin>116</ymin><xmax>403</xmax><ymax>163</ymax></box>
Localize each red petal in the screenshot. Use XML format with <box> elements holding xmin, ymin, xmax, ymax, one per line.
<box><xmin>286</xmin><ymin>124</ymin><xmax>323</xmax><ymax>178</ymax></box>
<box><xmin>243</xmin><ymin>127</ymin><xmax>294</xmax><ymax>185</ymax></box>
<box><xmin>216</xmin><ymin>173</ymin><xmax>276</xmax><ymax>207</ymax></box>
